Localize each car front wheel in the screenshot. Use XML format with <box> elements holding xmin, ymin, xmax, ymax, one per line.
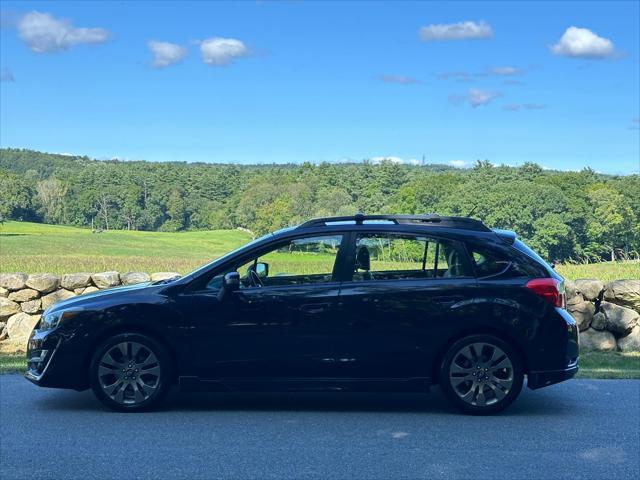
<box><xmin>439</xmin><ymin>334</ymin><xmax>524</xmax><ymax>415</ymax></box>
<box><xmin>90</xmin><ymin>333</ymin><xmax>171</xmax><ymax>412</ymax></box>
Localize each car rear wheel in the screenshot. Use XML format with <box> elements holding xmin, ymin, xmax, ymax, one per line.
<box><xmin>439</xmin><ymin>334</ymin><xmax>524</xmax><ymax>415</ymax></box>
<box><xmin>90</xmin><ymin>333</ymin><xmax>170</xmax><ymax>412</ymax></box>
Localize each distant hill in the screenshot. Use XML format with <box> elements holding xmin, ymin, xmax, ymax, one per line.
<box><xmin>0</xmin><ymin>148</ymin><xmax>638</xmax><ymax>263</ymax></box>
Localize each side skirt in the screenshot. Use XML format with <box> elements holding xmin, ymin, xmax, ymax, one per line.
<box><xmin>179</xmin><ymin>376</ymin><xmax>431</xmax><ymax>393</ymax></box>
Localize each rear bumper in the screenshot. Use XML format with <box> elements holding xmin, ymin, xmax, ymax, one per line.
<box><xmin>527</xmin><ymin>362</ymin><xmax>578</xmax><ymax>390</ymax></box>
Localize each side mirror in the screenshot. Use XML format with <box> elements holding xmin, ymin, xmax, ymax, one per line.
<box><xmin>223</xmin><ymin>271</ymin><xmax>240</xmax><ymax>290</ymax></box>
<box><xmin>218</xmin><ymin>271</ymin><xmax>240</xmax><ymax>301</ymax></box>
<box><xmin>255</xmin><ymin>262</ymin><xmax>269</xmax><ymax>278</ymax></box>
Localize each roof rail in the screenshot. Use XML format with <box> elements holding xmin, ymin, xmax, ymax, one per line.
<box><xmin>297</xmin><ymin>213</ymin><xmax>491</xmax><ymax>231</ymax></box>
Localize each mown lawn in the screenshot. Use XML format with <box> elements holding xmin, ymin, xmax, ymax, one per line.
<box><xmin>0</xmin><ymin>221</ymin><xmax>252</xmax><ymax>274</ymax></box>
<box><xmin>0</xmin><ymin>353</ymin><xmax>26</xmax><ymax>374</ymax></box>
<box><xmin>576</xmin><ymin>352</ymin><xmax>640</xmax><ymax>379</ymax></box>
<box><xmin>1</xmin><ymin>221</ymin><xmax>639</xmax><ymax>280</ymax></box>
<box><xmin>555</xmin><ymin>262</ymin><xmax>640</xmax><ymax>282</ymax></box>
<box><xmin>1</xmin><ymin>352</ymin><xmax>638</xmax><ymax>377</ymax></box>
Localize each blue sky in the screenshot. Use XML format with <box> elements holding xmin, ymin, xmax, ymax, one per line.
<box><xmin>1</xmin><ymin>1</ymin><xmax>639</xmax><ymax>174</ymax></box>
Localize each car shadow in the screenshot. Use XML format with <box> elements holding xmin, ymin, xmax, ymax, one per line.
<box><xmin>36</xmin><ymin>385</ymin><xmax>574</xmax><ymax>417</ymax></box>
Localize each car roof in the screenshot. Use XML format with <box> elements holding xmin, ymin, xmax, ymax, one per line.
<box><xmin>261</xmin><ymin>214</ymin><xmax>498</xmax><ymax>245</ymax></box>
<box><xmin>297</xmin><ymin>213</ymin><xmax>491</xmax><ymax>232</ymax></box>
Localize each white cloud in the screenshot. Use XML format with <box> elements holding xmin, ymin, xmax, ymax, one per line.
<box><xmin>491</xmin><ymin>66</ymin><xmax>519</xmax><ymax>76</ymax></box>
<box><xmin>438</xmin><ymin>71</ymin><xmax>476</xmax><ymax>82</ymax></box>
<box><xmin>440</xmin><ymin>66</ymin><xmax>525</xmax><ymax>82</ymax></box>
<box><xmin>419</xmin><ymin>20</ymin><xmax>492</xmax><ymax>41</ymax></box>
<box><xmin>450</xmin><ymin>89</ymin><xmax>500</xmax><ymax>108</ymax></box>
<box><xmin>370</xmin><ymin>156</ymin><xmax>420</xmax><ymax>165</ymax></box>
<box><xmin>0</xmin><ymin>68</ymin><xmax>15</xmax><ymax>82</ymax></box>
<box><xmin>17</xmin><ymin>11</ymin><xmax>108</xmax><ymax>53</ymax></box>
<box><xmin>200</xmin><ymin>37</ymin><xmax>248</xmax><ymax>66</ymax></box>
<box><xmin>449</xmin><ymin>160</ymin><xmax>468</xmax><ymax>168</ymax></box>
<box><xmin>379</xmin><ymin>74</ymin><xmax>420</xmax><ymax>84</ymax></box>
<box><xmin>148</xmin><ymin>41</ymin><xmax>187</xmax><ymax>68</ymax></box>
<box><xmin>468</xmin><ymin>88</ymin><xmax>500</xmax><ymax>108</ymax></box>
<box><xmin>550</xmin><ymin>26</ymin><xmax>616</xmax><ymax>59</ymax></box>
<box><xmin>502</xmin><ymin>104</ymin><xmax>520</xmax><ymax>112</ymax></box>
<box><xmin>503</xmin><ymin>103</ymin><xmax>546</xmax><ymax>111</ymax></box>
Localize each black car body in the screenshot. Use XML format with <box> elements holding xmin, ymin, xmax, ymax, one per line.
<box><xmin>26</xmin><ymin>214</ymin><xmax>579</xmax><ymax>414</ymax></box>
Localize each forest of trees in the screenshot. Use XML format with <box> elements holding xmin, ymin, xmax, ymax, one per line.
<box><xmin>1</xmin><ymin>148</ymin><xmax>638</xmax><ymax>263</ymax></box>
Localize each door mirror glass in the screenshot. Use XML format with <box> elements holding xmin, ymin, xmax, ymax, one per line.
<box><xmin>255</xmin><ymin>262</ymin><xmax>269</xmax><ymax>278</ymax></box>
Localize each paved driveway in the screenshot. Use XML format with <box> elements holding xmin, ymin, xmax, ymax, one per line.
<box><xmin>1</xmin><ymin>376</ymin><xmax>638</xmax><ymax>479</ymax></box>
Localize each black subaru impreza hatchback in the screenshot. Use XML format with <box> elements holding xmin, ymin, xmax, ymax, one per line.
<box><xmin>26</xmin><ymin>214</ymin><xmax>578</xmax><ymax>414</ymax></box>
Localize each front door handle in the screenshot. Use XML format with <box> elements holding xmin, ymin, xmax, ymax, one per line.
<box><xmin>299</xmin><ymin>303</ymin><xmax>330</xmax><ymax>314</ymax></box>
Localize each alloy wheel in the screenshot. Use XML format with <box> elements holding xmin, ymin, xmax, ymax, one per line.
<box><xmin>448</xmin><ymin>342</ymin><xmax>514</xmax><ymax>407</ymax></box>
<box><xmin>97</xmin><ymin>341</ymin><xmax>161</xmax><ymax>405</ymax></box>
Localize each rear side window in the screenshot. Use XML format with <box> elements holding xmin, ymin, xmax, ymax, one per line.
<box><xmin>469</xmin><ymin>245</ymin><xmax>545</xmax><ymax>279</ymax></box>
<box><xmin>513</xmin><ymin>239</ymin><xmax>553</xmax><ymax>271</ymax></box>
<box><xmin>470</xmin><ymin>248</ymin><xmax>512</xmax><ymax>278</ymax></box>
<box><xmin>351</xmin><ymin>233</ymin><xmax>471</xmax><ymax>281</ymax></box>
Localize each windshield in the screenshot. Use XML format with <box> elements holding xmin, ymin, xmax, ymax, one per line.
<box><xmin>180</xmin><ymin>227</ymin><xmax>297</xmax><ymax>281</ymax></box>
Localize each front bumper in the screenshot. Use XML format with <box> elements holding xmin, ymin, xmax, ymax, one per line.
<box><xmin>527</xmin><ymin>361</ymin><xmax>579</xmax><ymax>390</ymax></box>
<box><xmin>24</xmin><ymin>327</ymin><xmax>88</xmax><ymax>390</ymax></box>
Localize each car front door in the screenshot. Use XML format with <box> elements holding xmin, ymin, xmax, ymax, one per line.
<box><xmin>336</xmin><ymin>231</ymin><xmax>477</xmax><ymax>384</ymax></box>
<box><xmin>179</xmin><ymin>233</ymin><xmax>352</xmax><ymax>387</ymax></box>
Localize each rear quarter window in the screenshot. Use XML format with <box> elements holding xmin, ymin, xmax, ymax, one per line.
<box><xmin>468</xmin><ymin>245</ymin><xmax>545</xmax><ymax>279</ymax></box>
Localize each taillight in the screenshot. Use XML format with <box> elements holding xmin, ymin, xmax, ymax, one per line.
<box><xmin>526</xmin><ymin>278</ymin><xmax>565</xmax><ymax>308</ymax></box>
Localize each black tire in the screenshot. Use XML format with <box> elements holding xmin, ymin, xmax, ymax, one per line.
<box><xmin>90</xmin><ymin>333</ymin><xmax>171</xmax><ymax>412</ymax></box>
<box><xmin>439</xmin><ymin>334</ymin><xmax>524</xmax><ymax>415</ymax></box>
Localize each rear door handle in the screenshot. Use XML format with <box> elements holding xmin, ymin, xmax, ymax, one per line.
<box><xmin>299</xmin><ymin>303</ymin><xmax>330</xmax><ymax>314</ymax></box>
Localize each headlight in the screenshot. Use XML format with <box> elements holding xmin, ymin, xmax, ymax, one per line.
<box><xmin>40</xmin><ymin>309</ymin><xmax>82</xmax><ymax>330</ymax></box>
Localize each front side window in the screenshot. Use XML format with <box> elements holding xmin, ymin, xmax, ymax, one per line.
<box><xmin>351</xmin><ymin>233</ymin><xmax>469</xmax><ymax>281</ymax></box>
<box><xmin>222</xmin><ymin>235</ymin><xmax>343</xmax><ymax>289</ymax></box>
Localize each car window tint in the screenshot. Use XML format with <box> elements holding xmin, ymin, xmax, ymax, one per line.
<box><xmin>245</xmin><ymin>235</ymin><xmax>343</xmax><ymax>288</ymax></box>
<box><xmin>469</xmin><ymin>246</ymin><xmax>542</xmax><ymax>279</ymax></box>
<box><xmin>206</xmin><ymin>257</ymin><xmax>254</xmax><ymax>290</ymax></box>
<box><xmin>352</xmin><ymin>233</ymin><xmax>468</xmax><ymax>281</ymax></box>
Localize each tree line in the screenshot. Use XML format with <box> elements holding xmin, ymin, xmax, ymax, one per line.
<box><xmin>1</xmin><ymin>148</ymin><xmax>638</xmax><ymax>263</ymax></box>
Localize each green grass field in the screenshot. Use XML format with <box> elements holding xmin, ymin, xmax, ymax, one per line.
<box><xmin>0</xmin><ymin>221</ymin><xmax>252</xmax><ymax>274</ymax></box>
<box><xmin>0</xmin><ymin>221</ymin><xmax>639</xmax><ymax>280</ymax></box>
<box><xmin>555</xmin><ymin>262</ymin><xmax>640</xmax><ymax>282</ymax></box>
<box><xmin>576</xmin><ymin>352</ymin><xmax>640</xmax><ymax>379</ymax></box>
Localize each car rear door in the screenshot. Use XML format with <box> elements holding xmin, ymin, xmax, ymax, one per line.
<box><xmin>336</xmin><ymin>230</ymin><xmax>477</xmax><ymax>383</ymax></box>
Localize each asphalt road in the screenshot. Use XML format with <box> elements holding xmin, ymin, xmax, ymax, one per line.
<box><xmin>1</xmin><ymin>376</ymin><xmax>638</xmax><ymax>480</ymax></box>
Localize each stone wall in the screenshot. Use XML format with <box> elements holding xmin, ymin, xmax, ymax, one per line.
<box><xmin>0</xmin><ymin>271</ymin><xmax>179</xmax><ymax>352</ymax></box>
<box><xmin>566</xmin><ymin>279</ymin><xmax>640</xmax><ymax>353</ymax></box>
<box><xmin>1</xmin><ymin>272</ymin><xmax>639</xmax><ymax>354</ymax></box>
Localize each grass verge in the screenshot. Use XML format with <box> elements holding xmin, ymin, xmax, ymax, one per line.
<box><xmin>576</xmin><ymin>352</ymin><xmax>640</xmax><ymax>379</ymax></box>
<box><xmin>0</xmin><ymin>353</ymin><xmax>26</xmax><ymax>374</ymax></box>
<box><xmin>1</xmin><ymin>352</ymin><xmax>639</xmax><ymax>378</ymax></box>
